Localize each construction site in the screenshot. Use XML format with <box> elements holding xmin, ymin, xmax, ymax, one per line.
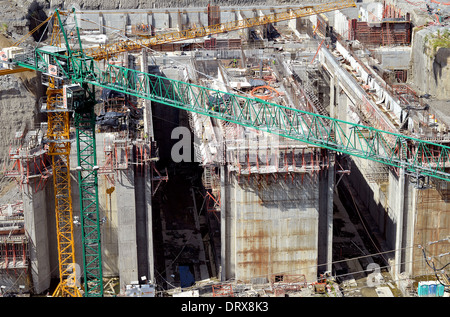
<box><xmin>0</xmin><ymin>0</ymin><xmax>448</xmax><ymax>298</ymax></box>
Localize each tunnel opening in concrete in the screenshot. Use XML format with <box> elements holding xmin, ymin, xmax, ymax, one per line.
<box><xmin>149</xmin><ymin>66</ymin><xmax>219</xmax><ymax>292</ymax></box>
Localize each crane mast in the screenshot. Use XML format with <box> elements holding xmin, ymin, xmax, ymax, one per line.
<box><xmin>73</xmin><ymin>84</ymin><xmax>103</xmax><ymax>297</ymax></box>
<box><xmin>45</xmin><ymin>13</ymin><xmax>81</xmax><ymax>297</ymax></box>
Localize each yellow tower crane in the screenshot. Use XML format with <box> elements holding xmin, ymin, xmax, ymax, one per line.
<box><xmin>46</xmin><ymin>13</ymin><xmax>81</xmax><ymax>297</ymax></box>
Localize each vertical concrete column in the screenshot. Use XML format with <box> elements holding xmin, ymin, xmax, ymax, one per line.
<box><xmin>318</xmin><ymin>152</ymin><xmax>335</xmax><ymax>274</ymax></box>
<box><xmin>405</xmin><ymin>185</ymin><xmax>417</xmax><ymax>274</ymax></box>
<box><xmin>394</xmin><ymin>167</ymin><xmax>405</xmax><ymax>278</ymax></box>
<box><xmin>23</xmin><ymin>184</ymin><xmax>51</xmax><ymax>294</ymax></box>
<box><xmin>116</xmin><ymin>170</ymin><xmax>139</xmax><ymax>290</ymax></box>
<box><xmin>257</xmin><ymin>9</ymin><xmax>268</xmax><ymax>39</ymax></box>
<box><xmin>287</xmin><ymin>8</ymin><xmax>301</xmax><ymax>35</ymax></box>
<box><xmin>145</xmin><ymin>168</ymin><xmax>154</xmax><ymax>284</ymax></box>
<box><xmin>177</xmin><ymin>10</ymin><xmax>183</xmax><ymax>31</ymax></box>
<box><xmin>237</xmin><ymin>10</ymin><xmax>250</xmax><ymax>41</ymax></box>
<box><xmin>326</xmin><ymin>155</ymin><xmax>335</xmax><ymax>272</ymax></box>
<box><xmin>146</xmin><ymin>12</ymin><xmax>151</xmax><ymax>32</ymax></box>
<box><xmin>166</xmin><ymin>10</ymin><xmax>171</xmax><ymax>29</ymax></box>
<box><xmin>99</xmin><ymin>12</ymin><xmax>105</xmax><ymax>34</ymax></box>
<box><xmin>220</xmin><ymin>165</ymin><xmax>227</xmax><ymax>281</ymax></box>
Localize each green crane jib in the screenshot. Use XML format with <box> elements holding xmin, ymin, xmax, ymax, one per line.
<box><xmin>82</xmin><ymin>64</ymin><xmax>450</xmax><ymax>182</ymax></box>
<box><xmin>10</xmin><ymin>32</ymin><xmax>450</xmax><ymax>184</ymax></box>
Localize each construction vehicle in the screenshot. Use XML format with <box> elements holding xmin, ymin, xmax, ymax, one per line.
<box><xmin>1</xmin><ymin>1</ymin><xmax>450</xmax><ymax>297</ymax></box>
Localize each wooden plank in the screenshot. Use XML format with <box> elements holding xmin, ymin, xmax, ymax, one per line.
<box><xmin>0</xmin><ymin>67</ymin><xmax>33</xmax><ymax>76</ymax></box>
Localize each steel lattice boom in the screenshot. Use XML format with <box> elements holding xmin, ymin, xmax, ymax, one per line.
<box><xmin>14</xmin><ymin>51</ymin><xmax>450</xmax><ymax>181</ymax></box>
<box><xmin>84</xmin><ymin>61</ymin><xmax>450</xmax><ymax>182</ymax></box>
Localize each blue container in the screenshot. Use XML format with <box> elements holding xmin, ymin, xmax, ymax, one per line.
<box><xmin>429</xmin><ymin>283</ymin><xmax>437</xmax><ymax>296</ymax></box>
<box><xmin>437</xmin><ymin>284</ymin><xmax>445</xmax><ymax>297</ymax></box>
<box><xmin>418</xmin><ymin>282</ymin><xmax>429</xmax><ymax>297</ymax></box>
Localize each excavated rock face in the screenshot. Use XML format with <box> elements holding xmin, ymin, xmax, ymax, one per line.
<box><xmin>46</xmin><ymin>0</ymin><xmax>321</xmax><ymax>10</ymax></box>
<box><xmin>0</xmin><ymin>1</ymin><xmax>48</xmax><ymax>194</ymax></box>
<box><xmin>410</xmin><ymin>27</ymin><xmax>450</xmax><ymax>100</ymax></box>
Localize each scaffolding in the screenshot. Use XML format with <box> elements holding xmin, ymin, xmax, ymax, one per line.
<box><xmin>207</xmin><ymin>4</ymin><xmax>221</xmax><ymax>27</ymax></box>
<box><xmin>270</xmin><ymin>274</ymin><xmax>307</xmax><ymax>295</ymax></box>
<box><xmin>3</xmin><ymin>127</ymin><xmax>52</xmax><ymax>193</ymax></box>
<box><xmin>96</xmin><ymin>82</ymin><xmax>169</xmax><ymax>197</ymax></box>
<box><xmin>0</xmin><ymin>202</ymin><xmax>30</xmax><ymax>295</ymax></box>
<box><xmin>212</xmin><ymin>284</ymin><xmax>234</xmax><ymax>297</ymax></box>
<box><xmin>114</xmin><ymin>136</ymin><xmax>130</xmax><ymax>170</ymax></box>
<box><xmin>97</xmin><ymin>132</ymin><xmax>132</xmax><ymax>186</ymax></box>
<box><xmin>226</xmin><ymin>140</ymin><xmax>327</xmax><ymax>178</ymax></box>
<box><xmin>286</xmin><ymin>59</ymin><xmax>329</xmax><ymax>117</ymax></box>
<box><xmin>221</xmin><ymin>118</ymin><xmax>329</xmax><ymax>185</ymax></box>
<box><xmin>202</xmin><ymin>165</ymin><xmax>221</xmax><ymax>213</ymax></box>
<box><xmin>98</xmin><ymin>135</ymin><xmax>115</xmax><ymax>186</ymax></box>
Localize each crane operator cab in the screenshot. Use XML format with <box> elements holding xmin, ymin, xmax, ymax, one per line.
<box><xmin>63</xmin><ymin>84</ymin><xmax>86</xmax><ymax>111</ymax></box>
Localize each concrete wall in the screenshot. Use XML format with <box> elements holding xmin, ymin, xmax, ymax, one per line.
<box><xmin>76</xmin><ymin>5</ymin><xmax>316</xmax><ymax>35</ymax></box>
<box><xmin>222</xmin><ymin>172</ymin><xmax>320</xmax><ymax>283</ymax></box>
<box><xmin>116</xmin><ymin>169</ymin><xmax>139</xmax><ymax>289</ymax></box>
<box><xmin>23</xmin><ymin>183</ymin><xmax>52</xmax><ymax>294</ymax></box>
<box><xmin>97</xmin><ymin>174</ymin><xmax>119</xmax><ymax>276</ymax></box>
<box><xmin>30</xmin><ymin>162</ymin><xmax>84</xmax><ymax>290</ymax></box>
<box><xmin>96</xmin><ymin>133</ymin><xmax>119</xmax><ymax>277</ymax></box>
<box><xmin>333</xmin><ymin>10</ymin><xmax>351</xmax><ymax>40</ymax></box>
